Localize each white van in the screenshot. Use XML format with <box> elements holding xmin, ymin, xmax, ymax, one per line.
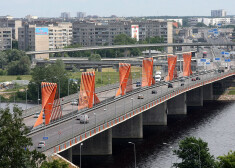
<box><xmin>155</xmin><ymin>71</ymin><xmax>162</xmax><ymax>82</ymax></box>
<box><xmin>79</xmin><ymin>114</ymin><xmax>89</xmax><ymax>124</ymax></box>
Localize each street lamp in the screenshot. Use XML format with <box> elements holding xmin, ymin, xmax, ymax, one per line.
<box><xmin>131</xmin><ymin>97</ymin><xmax>134</xmax><ymax>110</ymax></box>
<box><xmin>94</xmin><ymin>113</ymin><xmax>97</xmax><ymax>126</ymax></box>
<box><xmin>128</xmin><ymin>142</ymin><xmax>136</xmax><ymax>168</ymax></box>
<box><xmin>191</xmin><ymin>142</ymin><xmax>201</xmax><ymax>168</ymax></box>
<box><xmin>80</xmin><ymin>143</ymin><xmax>83</xmax><ymax>168</ymax></box>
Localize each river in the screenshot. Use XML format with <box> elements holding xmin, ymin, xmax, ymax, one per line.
<box><xmin>72</xmin><ymin>101</ymin><xmax>235</xmax><ymax>168</ymax></box>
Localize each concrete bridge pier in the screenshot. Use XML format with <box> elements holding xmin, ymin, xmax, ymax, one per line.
<box><xmin>203</xmin><ymin>84</ymin><xmax>213</xmax><ymax>101</ymax></box>
<box><xmin>167</xmin><ymin>93</ymin><xmax>187</xmax><ymax>115</ymax></box>
<box><xmin>143</xmin><ymin>102</ymin><xmax>167</xmax><ymax>125</ymax></box>
<box><xmin>186</xmin><ymin>87</ymin><xmax>203</xmax><ymax>107</ymax></box>
<box><xmin>73</xmin><ymin>129</ymin><xmax>112</xmax><ymax>155</ymax></box>
<box><xmin>112</xmin><ymin>114</ymin><xmax>143</xmax><ymax>138</ymax></box>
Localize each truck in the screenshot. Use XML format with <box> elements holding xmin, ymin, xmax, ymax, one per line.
<box><xmin>155</xmin><ymin>71</ymin><xmax>161</xmax><ymax>82</ymax></box>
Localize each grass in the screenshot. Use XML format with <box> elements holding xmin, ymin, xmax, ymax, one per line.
<box><xmin>0</xmin><ymin>75</ymin><xmax>32</xmax><ymax>82</ymax></box>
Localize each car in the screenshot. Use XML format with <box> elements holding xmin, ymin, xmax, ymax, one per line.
<box><xmin>152</xmin><ymin>90</ymin><xmax>157</xmax><ymax>94</ymax></box>
<box><xmin>191</xmin><ymin>78</ymin><xmax>196</xmax><ymax>81</ymax></box>
<box><xmin>43</xmin><ymin>114</ymin><xmax>45</xmax><ymax>119</ymax></box>
<box><xmin>136</xmin><ymin>82</ymin><xmax>141</xmax><ymax>87</ymax></box>
<box><xmin>80</xmin><ymin>114</ymin><xmax>89</xmax><ymax>124</ymax></box>
<box><xmin>71</xmin><ymin>100</ymin><xmax>79</xmax><ymax>105</ymax></box>
<box><xmin>181</xmin><ymin>83</ymin><xmax>184</xmax><ymax>86</ymax></box>
<box><xmin>168</xmin><ymin>83</ymin><xmax>173</xmax><ymax>88</ymax></box>
<box><xmin>38</xmin><ymin>141</ymin><xmax>45</xmax><ymax>148</ymax></box>
<box><xmin>137</xmin><ymin>94</ymin><xmax>144</xmax><ymax>99</ymax></box>
<box><xmin>196</xmin><ymin>77</ymin><xmax>200</xmax><ymax>80</ymax></box>
<box><xmin>34</xmin><ymin>112</ymin><xmax>40</xmax><ymax>118</ymax></box>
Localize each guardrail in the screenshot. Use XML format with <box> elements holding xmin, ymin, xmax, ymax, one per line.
<box><xmin>30</xmin><ymin>69</ymin><xmax>235</xmax><ymax>155</ymax></box>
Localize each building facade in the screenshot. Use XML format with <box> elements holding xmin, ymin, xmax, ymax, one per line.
<box><xmin>0</xmin><ymin>17</ymin><xmax>22</xmax><ymax>40</ymax></box>
<box><xmin>77</xmin><ymin>12</ymin><xmax>86</xmax><ymax>19</ymax></box>
<box><xmin>0</xmin><ymin>27</ymin><xmax>12</xmax><ymax>50</ymax></box>
<box><xmin>61</xmin><ymin>12</ymin><xmax>70</xmax><ymax>20</ymax></box>
<box><xmin>18</xmin><ymin>25</ymin><xmax>49</xmax><ymax>59</ymax></box>
<box><xmin>48</xmin><ymin>22</ymin><xmax>73</xmax><ymax>50</ymax></box>
<box><xmin>211</xmin><ymin>9</ymin><xmax>226</xmax><ymax>17</ymax></box>
<box><xmin>73</xmin><ymin>20</ymin><xmax>173</xmax><ymax>47</ymax></box>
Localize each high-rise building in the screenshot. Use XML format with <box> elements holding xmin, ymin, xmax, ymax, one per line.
<box><xmin>77</xmin><ymin>12</ymin><xmax>86</xmax><ymax>19</ymax></box>
<box><xmin>61</xmin><ymin>12</ymin><xmax>70</xmax><ymax>20</ymax></box>
<box><xmin>0</xmin><ymin>17</ymin><xmax>22</xmax><ymax>40</ymax></box>
<box><xmin>211</xmin><ymin>9</ymin><xmax>226</xmax><ymax>17</ymax></box>
<box><xmin>48</xmin><ymin>22</ymin><xmax>73</xmax><ymax>50</ymax></box>
<box><xmin>18</xmin><ymin>24</ymin><xmax>49</xmax><ymax>59</ymax></box>
<box><xmin>0</xmin><ymin>27</ymin><xmax>12</xmax><ymax>51</ymax></box>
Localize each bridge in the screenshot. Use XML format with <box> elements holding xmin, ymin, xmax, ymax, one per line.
<box><xmin>25</xmin><ymin>42</ymin><xmax>235</xmax><ymax>55</ymax></box>
<box><xmin>25</xmin><ymin>68</ymin><xmax>235</xmax><ymax>163</ymax></box>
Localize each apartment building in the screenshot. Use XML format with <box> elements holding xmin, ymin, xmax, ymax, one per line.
<box><xmin>211</xmin><ymin>9</ymin><xmax>226</xmax><ymax>17</ymax></box>
<box><xmin>73</xmin><ymin>20</ymin><xmax>173</xmax><ymax>47</ymax></box>
<box><xmin>0</xmin><ymin>17</ymin><xmax>22</xmax><ymax>40</ymax></box>
<box><xmin>18</xmin><ymin>24</ymin><xmax>49</xmax><ymax>59</ymax></box>
<box><xmin>0</xmin><ymin>27</ymin><xmax>12</xmax><ymax>50</ymax></box>
<box><xmin>48</xmin><ymin>22</ymin><xmax>73</xmax><ymax>50</ymax></box>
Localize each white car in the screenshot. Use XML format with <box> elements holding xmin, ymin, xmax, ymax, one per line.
<box><xmin>80</xmin><ymin>114</ymin><xmax>89</xmax><ymax>124</ymax></box>
<box><xmin>38</xmin><ymin>141</ymin><xmax>45</xmax><ymax>148</ymax></box>
<box><xmin>71</xmin><ymin>100</ymin><xmax>78</xmax><ymax>105</ymax></box>
<box><xmin>34</xmin><ymin>112</ymin><xmax>40</xmax><ymax>118</ymax></box>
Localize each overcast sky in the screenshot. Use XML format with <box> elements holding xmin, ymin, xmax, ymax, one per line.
<box><xmin>1</xmin><ymin>0</ymin><xmax>234</xmax><ymax>18</ymax></box>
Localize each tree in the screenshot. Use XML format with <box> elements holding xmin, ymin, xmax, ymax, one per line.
<box><xmin>88</xmin><ymin>54</ymin><xmax>101</xmax><ymax>61</ymax></box>
<box><xmin>40</xmin><ymin>159</ymin><xmax>69</xmax><ymax>168</ymax></box>
<box><xmin>195</xmin><ymin>22</ymin><xmax>207</xmax><ymax>27</ymax></box>
<box><xmin>0</xmin><ymin>106</ymin><xmax>46</xmax><ymax>168</ymax></box>
<box><xmin>7</xmin><ymin>56</ymin><xmax>31</xmax><ymax>75</ymax></box>
<box><xmin>217</xmin><ymin>151</ymin><xmax>235</xmax><ymax>168</ymax></box>
<box><xmin>173</xmin><ymin>137</ymin><xmax>217</xmax><ymax>168</ymax></box>
<box><xmin>0</xmin><ymin>51</ymin><xmax>8</xmax><ymax>69</ymax></box>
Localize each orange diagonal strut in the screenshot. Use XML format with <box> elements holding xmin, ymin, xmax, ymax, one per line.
<box><xmin>166</xmin><ymin>55</ymin><xmax>177</xmax><ymax>81</ymax></box>
<box><xmin>78</xmin><ymin>72</ymin><xmax>100</xmax><ymax>110</ymax></box>
<box><xmin>116</xmin><ymin>63</ymin><xmax>133</xmax><ymax>97</ymax></box>
<box><xmin>142</xmin><ymin>57</ymin><xmax>154</xmax><ymax>87</ymax></box>
<box><xmin>34</xmin><ymin>82</ymin><xmax>62</xmax><ymax>127</ymax></box>
<box><xmin>183</xmin><ymin>52</ymin><xmax>192</xmax><ymax>76</ymax></box>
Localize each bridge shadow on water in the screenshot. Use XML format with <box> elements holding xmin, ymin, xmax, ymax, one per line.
<box><xmin>71</xmin><ymin>101</ymin><xmax>233</xmax><ymax>168</ymax></box>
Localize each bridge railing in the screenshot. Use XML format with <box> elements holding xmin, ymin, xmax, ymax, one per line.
<box><xmin>36</xmin><ymin>69</ymin><xmax>235</xmax><ymax>154</ymax></box>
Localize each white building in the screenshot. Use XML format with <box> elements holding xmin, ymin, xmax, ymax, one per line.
<box><xmin>203</xmin><ymin>18</ymin><xmax>231</xmax><ymax>26</ymax></box>
<box><xmin>211</xmin><ymin>9</ymin><xmax>226</xmax><ymax>17</ymax></box>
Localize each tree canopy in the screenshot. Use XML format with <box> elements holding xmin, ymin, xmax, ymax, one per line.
<box><xmin>0</xmin><ymin>106</ymin><xmax>46</xmax><ymax>168</ymax></box>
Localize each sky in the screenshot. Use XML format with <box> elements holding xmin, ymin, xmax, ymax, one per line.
<box><xmin>1</xmin><ymin>0</ymin><xmax>235</xmax><ymax>18</ymax></box>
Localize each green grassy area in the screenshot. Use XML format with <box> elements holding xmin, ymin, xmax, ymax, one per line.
<box><xmin>69</xmin><ymin>67</ymin><xmax>142</xmax><ymax>88</ymax></box>
<box><xmin>227</xmin><ymin>87</ymin><xmax>235</xmax><ymax>95</ymax></box>
<box><xmin>0</xmin><ymin>75</ymin><xmax>32</xmax><ymax>82</ymax></box>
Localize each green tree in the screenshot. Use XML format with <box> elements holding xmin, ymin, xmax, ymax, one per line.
<box><xmin>7</xmin><ymin>56</ymin><xmax>31</xmax><ymax>75</ymax></box>
<box><xmin>88</xmin><ymin>54</ymin><xmax>101</xmax><ymax>61</ymax></box>
<box><xmin>12</xmin><ymin>40</ymin><xmax>18</xmax><ymax>49</ymax></box>
<box><xmin>5</xmin><ymin>49</ymin><xmax>28</xmax><ymax>62</ymax></box>
<box><xmin>217</xmin><ymin>151</ymin><xmax>235</xmax><ymax>168</ymax></box>
<box><xmin>195</xmin><ymin>22</ymin><xmax>207</xmax><ymax>27</ymax></box>
<box><xmin>0</xmin><ymin>51</ymin><xmax>8</xmax><ymax>69</ymax></box>
<box><xmin>40</xmin><ymin>159</ymin><xmax>69</xmax><ymax>168</ymax></box>
<box><xmin>173</xmin><ymin>137</ymin><xmax>217</xmax><ymax>168</ymax></box>
<box><xmin>0</xmin><ymin>106</ymin><xmax>46</xmax><ymax>168</ymax></box>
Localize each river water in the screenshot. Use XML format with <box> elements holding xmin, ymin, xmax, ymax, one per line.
<box><xmin>72</xmin><ymin>101</ymin><xmax>235</xmax><ymax>168</ymax></box>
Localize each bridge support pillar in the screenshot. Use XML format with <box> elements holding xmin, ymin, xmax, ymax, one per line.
<box><xmin>203</xmin><ymin>84</ymin><xmax>213</xmax><ymax>101</ymax></box>
<box><xmin>113</xmin><ymin>65</ymin><xmax>119</xmax><ymax>72</ymax></box>
<box><xmin>143</xmin><ymin>102</ymin><xmax>167</xmax><ymax>125</ymax></box>
<box><xmin>73</xmin><ymin>129</ymin><xmax>112</xmax><ymax>155</ymax></box>
<box><xmin>98</xmin><ymin>65</ymin><xmax>102</xmax><ymax>72</ymax></box>
<box><xmin>167</xmin><ymin>93</ymin><xmax>187</xmax><ymax>115</ymax></box>
<box><xmin>186</xmin><ymin>87</ymin><xmax>203</xmax><ymax>107</ymax></box>
<box><xmin>112</xmin><ymin>114</ymin><xmax>143</xmax><ymax>138</ymax></box>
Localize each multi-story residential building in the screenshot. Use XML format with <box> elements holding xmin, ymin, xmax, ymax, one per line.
<box><xmin>0</xmin><ymin>17</ymin><xmax>22</xmax><ymax>40</ymax></box>
<box><xmin>73</xmin><ymin>20</ymin><xmax>173</xmax><ymax>47</ymax></box>
<box><xmin>77</xmin><ymin>12</ymin><xmax>86</xmax><ymax>19</ymax></box>
<box><xmin>203</xmin><ymin>18</ymin><xmax>231</xmax><ymax>26</ymax></box>
<box><xmin>211</xmin><ymin>9</ymin><xmax>226</xmax><ymax>17</ymax></box>
<box><xmin>188</xmin><ymin>18</ymin><xmax>203</xmax><ymax>27</ymax></box>
<box><xmin>18</xmin><ymin>24</ymin><xmax>49</xmax><ymax>59</ymax></box>
<box><xmin>61</xmin><ymin>12</ymin><xmax>70</xmax><ymax>20</ymax></box>
<box><xmin>48</xmin><ymin>22</ymin><xmax>73</xmax><ymax>50</ymax></box>
<box><xmin>0</xmin><ymin>27</ymin><xmax>12</xmax><ymax>50</ymax></box>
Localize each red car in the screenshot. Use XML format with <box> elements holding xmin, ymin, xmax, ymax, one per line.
<box><xmin>191</xmin><ymin>78</ymin><xmax>196</xmax><ymax>81</ymax></box>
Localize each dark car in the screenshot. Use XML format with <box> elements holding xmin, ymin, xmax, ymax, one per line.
<box><xmin>136</xmin><ymin>82</ymin><xmax>141</xmax><ymax>87</ymax></box>
<box><xmin>180</xmin><ymin>77</ymin><xmax>186</xmax><ymax>82</ymax></box>
<box><xmin>196</xmin><ymin>77</ymin><xmax>200</xmax><ymax>80</ymax></box>
<box><xmin>152</xmin><ymin>90</ymin><xmax>157</xmax><ymax>94</ymax></box>
<box><xmin>168</xmin><ymin>83</ymin><xmax>173</xmax><ymax>88</ymax></box>
<box><xmin>181</xmin><ymin>83</ymin><xmax>184</xmax><ymax>86</ymax></box>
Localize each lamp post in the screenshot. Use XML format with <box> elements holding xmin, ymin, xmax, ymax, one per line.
<box><xmin>68</xmin><ymin>79</ymin><xmax>70</xmax><ymax>96</ymax></box>
<box><xmin>191</xmin><ymin>142</ymin><xmax>201</xmax><ymax>168</ymax></box>
<box><xmin>94</xmin><ymin>113</ymin><xmax>96</xmax><ymax>127</ymax></box>
<box><xmin>80</xmin><ymin>143</ymin><xmax>83</xmax><ymax>168</ymax></box>
<box><xmin>128</xmin><ymin>142</ymin><xmax>136</xmax><ymax>168</ymax></box>
<box><xmin>131</xmin><ymin>97</ymin><xmax>134</xmax><ymax>110</ymax></box>
<box><xmin>25</xmin><ymin>87</ymin><xmax>28</xmax><ymax>110</ymax></box>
